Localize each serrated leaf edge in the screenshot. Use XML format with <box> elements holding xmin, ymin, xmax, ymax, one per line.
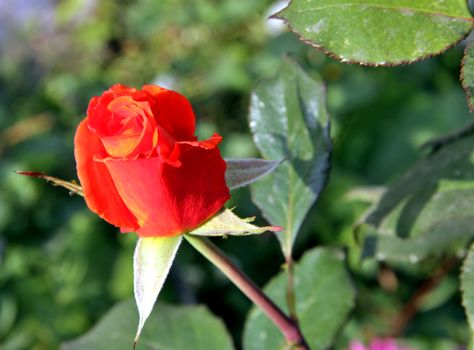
<box><xmin>461</xmin><ymin>39</ymin><xmax>474</xmax><ymax>112</ymax></box>
<box><xmin>271</xmin><ymin>1</ymin><xmax>474</xmax><ymax>67</ymax></box>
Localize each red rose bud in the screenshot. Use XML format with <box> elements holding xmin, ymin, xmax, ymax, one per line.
<box><xmin>74</xmin><ymin>84</ymin><xmax>230</xmax><ymax>237</ymax></box>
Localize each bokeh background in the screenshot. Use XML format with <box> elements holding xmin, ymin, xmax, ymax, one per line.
<box><xmin>1</xmin><ymin>0</ymin><xmax>473</xmax><ymax>349</ymax></box>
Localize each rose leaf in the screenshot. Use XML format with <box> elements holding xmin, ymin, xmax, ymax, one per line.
<box><xmin>61</xmin><ymin>299</ymin><xmax>234</xmax><ymax>350</ymax></box>
<box><xmin>356</xmin><ymin>131</ymin><xmax>474</xmax><ymax>263</ymax></box>
<box><xmin>225</xmin><ymin>158</ymin><xmax>283</xmax><ymax>190</ymax></box>
<box><xmin>249</xmin><ymin>57</ymin><xmax>331</xmax><ymax>256</ymax></box>
<box><xmin>273</xmin><ymin>0</ymin><xmax>473</xmax><ymax>66</ymax></box>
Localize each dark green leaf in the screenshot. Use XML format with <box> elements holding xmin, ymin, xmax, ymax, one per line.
<box><xmin>274</xmin><ymin>0</ymin><xmax>473</xmax><ymax>66</ymax></box>
<box><xmin>462</xmin><ymin>40</ymin><xmax>474</xmax><ymax>112</ymax></box>
<box><xmin>358</xmin><ymin>132</ymin><xmax>474</xmax><ymax>263</ymax></box>
<box><xmin>62</xmin><ymin>299</ymin><xmax>234</xmax><ymax>350</ymax></box>
<box><xmin>250</xmin><ymin>57</ymin><xmax>331</xmax><ymax>255</ymax></box>
<box><xmin>243</xmin><ymin>248</ymin><xmax>355</xmax><ymax>350</ymax></box>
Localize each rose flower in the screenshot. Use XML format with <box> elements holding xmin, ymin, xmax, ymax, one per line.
<box><xmin>74</xmin><ymin>84</ymin><xmax>230</xmax><ymax>237</ymax></box>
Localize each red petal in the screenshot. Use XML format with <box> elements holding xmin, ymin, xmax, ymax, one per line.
<box><xmin>87</xmin><ymin>85</ymin><xmax>141</xmax><ymax>136</ymax></box>
<box><xmin>141</xmin><ymin>85</ymin><xmax>197</xmax><ymax>142</ymax></box>
<box><xmin>74</xmin><ymin>118</ymin><xmax>139</xmax><ymax>231</ymax></box>
<box><xmin>104</xmin><ymin>135</ymin><xmax>230</xmax><ymax>237</ymax></box>
<box><xmin>178</xmin><ymin>133</ymin><xmax>222</xmax><ymax>149</ymax></box>
<box><xmin>162</xmin><ymin>133</ymin><xmax>223</xmax><ymax>166</ymax></box>
<box><xmin>109</xmin><ymin>84</ymin><xmax>136</xmax><ymax>94</ymax></box>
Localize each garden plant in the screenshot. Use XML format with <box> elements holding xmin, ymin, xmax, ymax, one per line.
<box><xmin>3</xmin><ymin>1</ymin><xmax>474</xmax><ymax>350</ymax></box>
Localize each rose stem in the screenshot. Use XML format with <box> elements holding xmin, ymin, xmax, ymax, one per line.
<box><xmin>282</xmin><ymin>226</ymin><xmax>298</xmax><ymax>321</ymax></box>
<box><xmin>184</xmin><ymin>234</ymin><xmax>309</xmax><ymax>350</ymax></box>
<box><xmin>284</xmin><ymin>251</ymin><xmax>298</xmax><ymax>321</ymax></box>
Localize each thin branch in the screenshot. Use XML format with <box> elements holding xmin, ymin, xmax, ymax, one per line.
<box><xmin>389</xmin><ymin>257</ymin><xmax>458</xmax><ymax>336</ymax></box>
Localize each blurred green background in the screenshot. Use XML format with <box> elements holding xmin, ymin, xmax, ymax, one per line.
<box><xmin>0</xmin><ymin>0</ymin><xmax>473</xmax><ymax>349</ymax></box>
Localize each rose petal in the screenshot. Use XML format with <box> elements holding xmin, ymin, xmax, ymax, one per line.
<box><xmin>88</xmin><ymin>87</ymin><xmax>158</xmax><ymax>158</ymax></box>
<box><xmin>74</xmin><ymin>118</ymin><xmax>139</xmax><ymax>231</ymax></box>
<box><xmin>164</xmin><ymin>133</ymin><xmax>222</xmax><ymax>166</ymax></box>
<box><xmin>104</xmin><ymin>135</ymin><xmax>230</xmax><ymax>237</ymax></box>
<box><xmin>142</xmin><ymin>85</ymin><xmax>196</xmax><ymax>142</ymax></box>
<box><xmin>87</xmin><ymin>88</ymin><xmax>126</xmax><ymax>134</ymax></box>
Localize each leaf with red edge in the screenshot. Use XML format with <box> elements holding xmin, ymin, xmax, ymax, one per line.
<box><xmin>273</xmin><ymin>0</ymin><xmax>473</xmax><ymax>66</ymax></box>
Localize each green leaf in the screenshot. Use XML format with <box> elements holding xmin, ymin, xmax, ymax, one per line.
<box><xmin>133</xmin><ymin>236</ymin><xmax>182</xmax><ymax>345</ymax></box>
<box><xmin>225</xmin><ymin>158</ymin><xmax>282</xmax><ymax>190</ymax></box>
<box><xmin>462</xmin><ymin>40</ymin><xmax>474</xmax><ymax>112</ymax></box>
<box><xmin>243</xmin><ymin>248</ymin><xmax>355</xmax><ymax>350</ymax></box>
<box><xmin>274</xmin><ymin>0</ymin><xmax>473</xmax><ymax>66</ymax></box>
<box><xmin>189</xmin><ymin>208</ymin><xmax>282</xmax><ymax>237</ymax></box>
<box><xmin>345</xmin><ymin>186</ymin><xmax>385</xmax><ymax>203</ymax></box>
<box><xmin>250</xmin><ymin>57</ymin><xmax>331</xmax><ymax>255</ymax></box>
<box><xmin>62</xmin><ymin>299</ymin><xmax>234</xmax><ymax>350</ymax></box>
<box><xmin>461</xmin><ymin>242</ymin><xmax>474</xmax><ymax>338</ymax></box>
<box><xmin>358</xmin><ymin>132</ymin><xmax>474</xmax><ymax>263</ymax></box>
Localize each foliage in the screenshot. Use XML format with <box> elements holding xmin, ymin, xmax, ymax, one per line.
<box><xmin>2</xmin><ymin>0</ymin><xmax>474</xmax><ymax>349</ymax></box>
<box><xmin>275</xmin><ymin>0</ymin><xmax>473</xmax><ymax>65</ymax></box>
<box><xmin>249</xmin><ymin>56</ymin><xmax>331</xmax><ymax>256</ymax></box>
<box><xmin>62</xmin><ymin>300</ymin><xmax>234</xmax><ymax>350</ymax></box>
<box><xmin>243</xmin><ymin>248</ymin><xmax>355</xmax><ymax>350</ymax></box>
<box><xmin>357</xmin><ymin>133</ymin><xmax>474</xmax><ymax>263</ymax></box>
<box><xmin>461</xmin><ymin>242</ymin><xmax>474</xmax><ymax>339</ymax></box>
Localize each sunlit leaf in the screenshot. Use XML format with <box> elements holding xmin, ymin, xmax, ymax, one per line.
<box><xmin>188</xmin><ymin>208</ymin><xmax>282</xmax><ymax>237</ymax></box>
<box><xmin>250</xmin><ymin>57</ymin><xmax>331</xmax><ymax>255</ymax></box>
<box><xmin>274</xmin><ymin>0</ymin><xmax>473</xmax><ymax>66</ymax></box>
<box><xmin>243</xmin><ymin>248</ymin><xmax>355</xmax><ymax>350</ymax></box>
<box><xmin>133</xmin><ymin>236</ymin><xmax>182</xmax><ymax>346</ymax></box>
